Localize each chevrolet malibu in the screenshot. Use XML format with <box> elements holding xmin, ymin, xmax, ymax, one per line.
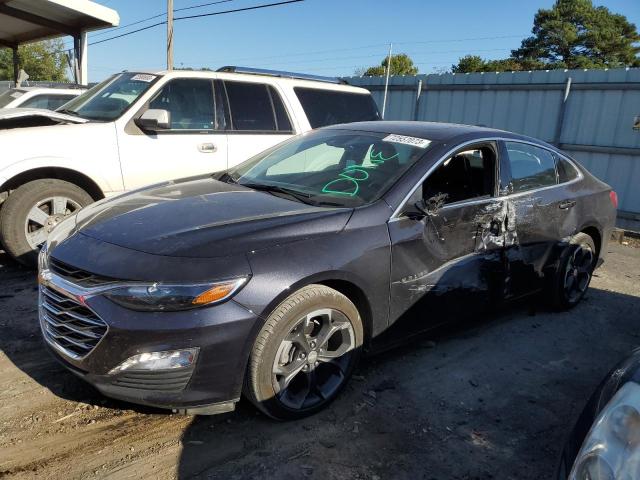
<box><xmin>38</xmin><ymin>122</ymin><xmax>617</xmax><ymax>419</ymax></box>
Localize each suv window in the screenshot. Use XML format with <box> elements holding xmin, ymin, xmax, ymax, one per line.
<box><xmin>294</xmin><ymin>87</ymin><xmax>381</xmax><ymax>128</ymax></box>
<box><xmin>505</xmin><ymin>142</ymin><xmax>557</xmax><ymax>193</ymax></box>
<box><xmin>149</xmin><ymin>78</ymin><xmax>215</xmax><ymax>130</ymax></box>
<box><xmin>21</xmin><ymin>94</ymin><xmax>76</xmax><ymax>110</ymax></box>
<box><xmin>556</xmin><ymin>155</ymin><xmax>580</xmax><ymax>183</ymax></box>
<box><xmin>422</xmin><ymin>146</ymin><xmax>496</xmax><ymax>205</ymax></box>
<box><xmin>223</xmin><ymin>81</ymin><xmax>292</xmax><ymax>132</ymax></box>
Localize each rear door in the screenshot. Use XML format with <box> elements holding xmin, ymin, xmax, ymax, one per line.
<box><xmin>500</xmin><ymin>140</ymin><xmax>578</xmax><ymax>297</ymax></box>
<box><xmin>388</xmin><ymin>142</ymin><xmax>508</xmax><ymax>325</ymax></box>
<box><xmin>223</xmin><ymin>81</ymin><xmax>295</xmax><ymax>167</ymax></box>
<box><xmin>117</xmin><ymin>77</ymin><xmax>228</xmax><ymax>189</ymax></box>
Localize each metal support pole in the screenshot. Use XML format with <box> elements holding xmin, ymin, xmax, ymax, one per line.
<box><xmin>413</xmin><ymin>79</ymin><xmax>423</xmax><ymax>121</ymax></box>
<box><xmin>167</xmin><ymin>0</ymin><xmax>174</xmax><ymax>70</ymax></box>
<box><xmin>78</xmin><ymin>31</ymin><xmax>88</xmax><ymax>85</ymax></box>
<box><xmin>12</xmin><ymin>46</ymin><xmax>19</xmax><ymax>87</ymax></box>
<box><xmin>553</xmin><ymin>76</ymin><xmax>572</xmax><ymax>146</ymax></box>
<box><xmin>73</xmin><ymin>36</ymin><xmax>80</xmax><ymax>84</ymax></box>
<box><xmin>381</xmin><ymin>43</ymin><xmax>392</xmax><ymax>119</ymax></box>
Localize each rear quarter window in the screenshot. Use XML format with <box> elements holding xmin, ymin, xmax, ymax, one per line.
<box><xmin>556</xmin><ymin>155</ymin><xmax>580</xmax><ymax>183</ymax></box>
<box><xmin>294</xmin><ymin>87</ymin><xmax>380</xmax><ymax>128</ymax></box>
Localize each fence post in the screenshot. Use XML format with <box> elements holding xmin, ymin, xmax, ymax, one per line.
<box><xmin>413</xmin><ymin>79</ymin><xmax>423</xmax><ymax>121</ymax></box>
<box><xmin>553</xmin><ymin>76</ymin><xmax>572</xmax><ymax>146</ymax></box>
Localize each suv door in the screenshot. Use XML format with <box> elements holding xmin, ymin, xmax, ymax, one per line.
<box><xmin>388</xmin><ymin>142</ymin><xmax>508</xmax><ymax>326</ymax></box>
<box><xmin>118</xmin><ymin>78</ymin><xmax>228</xmax><ymax>189</ymax></box>
<box><xmin>500</xmin><ymin>140</ymin><xmax>576</xmax><ymax>298</ymax></box>
<box><xmin>222</xmin><ymin>81</ymin><xmax>295</xmax><ymax>167</ymax></box>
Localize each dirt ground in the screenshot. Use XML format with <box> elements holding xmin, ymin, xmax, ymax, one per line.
<box><xmin>1</xmin><ymin>243</ymin><xmax>639</xmax><ymax>480</ymax></box>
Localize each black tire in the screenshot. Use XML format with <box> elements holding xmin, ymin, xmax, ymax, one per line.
<box><xmin>0</xmin><ymin>179</ymin><xmax>93</xmax><ymax>267</ymax></box>
<box><xmin>550</xmin><ymin>232</ymin><xmax>597</xmax><ymax>310</ymax></box>
<box><xmin>244</xmin><ymin>284</ymin><xmax>364</xmax><ymax>420</ymax></box>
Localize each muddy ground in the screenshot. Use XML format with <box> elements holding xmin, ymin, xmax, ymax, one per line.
<box><xmin>1</xmin><ymin>243</ymin><xmax>639</xmax><ymax>480</ymax></box>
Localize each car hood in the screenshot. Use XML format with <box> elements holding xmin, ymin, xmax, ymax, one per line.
<box><xmin>0</xmin><ymin>107</ymin><xmax>87</xmax><ymax>129</ymax></box>
<box><xmin>72</xmin><ymin>176</ymin><xmax>353</xmax><ymax>258</ymax></box>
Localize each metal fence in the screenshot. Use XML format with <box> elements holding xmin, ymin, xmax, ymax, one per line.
<box><xmin>346</xmin><ymin>68</ymin><xmax>640</xmax><ymax>231</ymax></box>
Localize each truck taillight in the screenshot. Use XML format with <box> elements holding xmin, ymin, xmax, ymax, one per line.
<box><xmin>609</xmin><ymin>191</ymin><xmax>618</xmax><ymax>209</ymax></box>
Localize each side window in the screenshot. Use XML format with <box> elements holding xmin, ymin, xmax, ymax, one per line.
<box><xmin>422</xmin><ymin>146</ymin><xmax>497</xmax><ymax>205</ymax></box>
<box><xmin>294</xmin><ymin>87</ymin><xmax>380</xmax><ymax>128</ymax></box>
<box><xmin>556</xmin><ymin>155</ymin><xmax>580</xmax><ymax>183</ymax></box>
<box><xmin>269</xmin><ymin>86</ymin><xmax>293</xmax><ymax>132</ymax></box>
<box><xmin>149</xmin><ymin>79</ymin><xmax>215</xmax><ymax>130</ymax></box>
<box><xmin>224</xmin><ymin>81</ymin><xmax>282</xmax><ymax>132</ymax></box>
<box><xmin>20</xmin><ymin>95</ymin><xmax>49</xmax><ymax>109</ymax></box>
<box><xmin>505</xmin><ymin>142</ymin><xmax>557</xmax><ymax>193</ymax></box>
<box><xmin>47</xmin><ymin>95</ymin><xmax>76</xmax><ymax>110</ymax></box>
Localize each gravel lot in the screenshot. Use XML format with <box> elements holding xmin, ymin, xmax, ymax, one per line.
<box><xmin>1</xmin><ymin>243</ymin><xmax>639</xmax><ymax>480</ymax></box>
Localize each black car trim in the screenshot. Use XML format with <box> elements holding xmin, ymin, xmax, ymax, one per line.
<box><xmin>390</xmin><ymin>136</ymin><xmax>584</xmax><ymax>220</ymax></box>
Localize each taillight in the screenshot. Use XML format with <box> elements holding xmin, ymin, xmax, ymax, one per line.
<box><xmin>609</xmin><ymin>190</ymin><xmax>618</xmax><ymax>209</ymax></box>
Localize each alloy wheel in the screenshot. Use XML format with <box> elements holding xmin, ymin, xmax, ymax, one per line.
<box><xmin>272</xmin><ymin>308</ymin><xmax>356</xmax><ymax>410</ymax></box>
<box><xmin>24</xmin><ymin>196</ymin><xmax>81</xmax><ymax>249</ymax></box>
<box><xmin>563</xmin><ymin>244</ymin><xmax>594</xmax><ymax>303</ymax></box>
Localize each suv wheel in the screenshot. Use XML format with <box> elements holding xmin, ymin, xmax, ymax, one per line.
<box><xmin>0</xmin><ymin>179</ymin><xmax>93</xmax><ymax>266</ymax></box>
<box><xmin>244</xmin><ymin>284</ymin><xmax>363</xmax><ymax>420</ymax></box>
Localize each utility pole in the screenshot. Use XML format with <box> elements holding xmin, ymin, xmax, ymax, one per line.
<box><xmin>167</xmin><ymin>0</ymin><xmax>174</xmax><ymax>70</ymax></box>
<box><xmin>382</xmin><ymin>43</ymin><xmax>392</xmax><ymax>119</ymax></box>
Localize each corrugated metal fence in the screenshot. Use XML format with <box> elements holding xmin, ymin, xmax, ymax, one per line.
<box><xmin>346</xmin><ymin>68</ymin><xmax>640</xmax><ymax>231</ymax></box>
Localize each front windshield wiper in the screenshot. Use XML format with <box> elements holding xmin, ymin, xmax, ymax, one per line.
<box><xmin>56</xmin><ymin>108</ymin><xmax>78</xmax><ymax>116</ymax></box>
<box><xmin>240</xmin><ymin>183</ymin><xmax>316</xmax><ymax>205</ymax></box>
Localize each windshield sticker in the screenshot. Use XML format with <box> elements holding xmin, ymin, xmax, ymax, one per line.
<box><xmin>383</xmin><ymin>134</ymin><xmax>431</xmax><ymax>149</ymax></box>
<box><xmin>321</xmin><ymin>147</ymin><xmax>396</xmax><ymax>197</ymax></box>
<box><xmin>131</xmin><ymin>74</ymin><xmax>157</xmax><ymax>83</ymax></box>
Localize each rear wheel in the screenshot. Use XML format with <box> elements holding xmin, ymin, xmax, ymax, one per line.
<box><xmin>0</xmin><ymin>179</ymin><xmax>93</xmax><ymax>266</ymax></box>
<box><xmin>244</xmin><ymin>284</ymin><xmax>363</xmax><ymax>420</ymax></box>
<box><xmin>551</xmin><ymin>232</ymin><xmax>596</xmax><ymax>310</ymax></box>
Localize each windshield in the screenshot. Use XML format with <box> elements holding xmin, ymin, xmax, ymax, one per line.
<box><xmin>58</xmin><ymin>72</ymin><xmax>159</xmax><ymax>121</ymax></box>
<box><xmin>0</xmin><ymin>89</ymin><xmax>25</xmax><ymax>108</ymax></box>
<box><xmin>223</xmin><ymin>130</ymin><xmax>431</xmax><ymax>207</ymax></box>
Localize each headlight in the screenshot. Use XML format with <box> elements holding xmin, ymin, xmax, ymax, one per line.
<box><xmin>103</xmin><ymin>278</ymin><xmax>247</xmax><ymax>311</ymax></box>
<box><xmin>570</xmin><ymin>382</ymin><xmax>640</xmax><ymax>479</ymax></box>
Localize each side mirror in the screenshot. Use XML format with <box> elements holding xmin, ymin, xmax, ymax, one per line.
<box><xmin>135</xmin><ymin>109</ymin><xmax>171</xmax><ymax>131</ymax></box>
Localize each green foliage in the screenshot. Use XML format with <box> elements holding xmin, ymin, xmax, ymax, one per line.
<box><xmin>0</xmin><ymin>39</ymin><xmax>69</xmax><ymax>81</ymax></box>
<box><xmin>360</xmin><ymin>53</ymin><xmax>418</xmax><ymax>76</ymax></box>
<box><xmin>452</xmin><ymin>0</ymin><xmax>640</xmax><ymax>73</ymax></box>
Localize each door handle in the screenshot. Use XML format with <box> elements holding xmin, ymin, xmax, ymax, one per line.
<box><xmin>198</xmin><ymin>143</ymin><xmax>217</xmax><ymax>153</ymax></box>
<box><xmin>559</xmin><ymin>200</ymin><xmax>576</xmax><ymax>210</ymax></box>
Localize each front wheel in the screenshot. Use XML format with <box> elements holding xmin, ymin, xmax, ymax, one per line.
<box><xmin>550</xmin><ymin>232</ymin><xmax>597</xmax><ymax>310</ymax></box>
<box><xmin>0</xmin><ymin>179</ymin><xmax>93</xmax><ymax>266</ymax></box>
<box><xmin>244</xmin><ymin>285</ymin><xmax>363</xmax><ymax>420</ymax></box>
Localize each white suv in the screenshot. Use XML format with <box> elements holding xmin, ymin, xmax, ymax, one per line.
<box><xmin>0</xmin><ymin>86</ymin><xmax>85</xmax><ymax>110</ymax></box>
<box><xmin>0</xmin><ymin>67</ymin><xmax>380</xmax><ymax>264</ymax></box>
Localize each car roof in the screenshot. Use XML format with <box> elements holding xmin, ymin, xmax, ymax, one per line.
<box><xmin>324</xmin><ymin>121</ymin><xmax>552</xmax><ymax>145</ymax></box>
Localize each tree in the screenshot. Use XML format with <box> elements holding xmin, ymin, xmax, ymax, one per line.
<box><xmin>0</xmin><ymin>39</ymin><xmax>68</xmax><ymax>82</ymax></box>
<box><xmin>452</xmin><ymin>0</ymin><xmax>640</xmax><ymax>72</ymax></box>
<box><xmin>359</xmin><ymin>53</ymin><xmax>418</xmax><ymax>76</ymax></box>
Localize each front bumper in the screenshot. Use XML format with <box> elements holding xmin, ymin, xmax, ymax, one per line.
<box><xmin>39</xmin><ymin>278</ymin><xmax>259</xmax><ymax>411</ymax></box>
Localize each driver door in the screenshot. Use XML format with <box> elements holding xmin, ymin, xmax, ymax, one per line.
<box><xmin>388</xmin><ymin>142</ymin><xmax>508</xmax><ymax>325</ymax></box>
<box><xmin>117</xmin><ymin>78</ymin><xmax>228</xmax><ymax>189</ymax></box>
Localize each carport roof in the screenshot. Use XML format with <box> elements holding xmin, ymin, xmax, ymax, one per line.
<box><xmin>0</xmin><ymin>0</ymin><xmax>119</xmax><ymax>48</ymax></box>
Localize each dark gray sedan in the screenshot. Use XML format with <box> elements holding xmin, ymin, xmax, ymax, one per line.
<box><xmin>37</xmin><ymin>122</ymin><xmax>617</xmax><ymax>419</ymax></box>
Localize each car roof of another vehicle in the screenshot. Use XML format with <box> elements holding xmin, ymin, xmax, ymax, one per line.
<box><xmin>122</xmin><ymin>69</ymin><xmax>372</xmax><ymax>94</ymax></box>
<box><xmin>325</xmin><ymin>120</ymin><xmax>553</xmax><ymax>146</ymax></box>
<box><xmin>11</xmin><ymin>87</ymin><xmax>86</xmax><ymax>94</ymax></box>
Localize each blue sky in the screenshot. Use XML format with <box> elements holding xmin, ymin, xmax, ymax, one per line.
<box><xmin>68</xmin><ymin>0</ymin><xmax>640</xmax><ymax>82</ymax></box>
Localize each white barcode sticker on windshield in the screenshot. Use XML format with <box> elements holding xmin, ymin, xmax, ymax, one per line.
<box><xmin>131</xmin><ymin>74</ymin><xmax>156</xmax><ymax>82</ymax></box>
<box><xmin>383</xmin><ymin>134</ymin><xmax>431</xmax><ymax>149</ymax></box>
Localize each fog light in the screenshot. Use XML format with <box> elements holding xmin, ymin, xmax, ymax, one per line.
<box><xmin>109</xmin><ymin>348</ymin><xmax>199</xmax><ymax>374</ymax></box>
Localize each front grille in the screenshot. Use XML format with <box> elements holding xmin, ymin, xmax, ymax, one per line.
<box><xmin>40</xmin><ymin>285</ymin><xmax>108</xmax><ymax>359</ymax></box>
<box><xmin>49</xmin><ymin>257</ymin><xmax>117</xmax><ymax>288</ymax></box>
<box><xmin>112</xmin><ymin>369</ymin><xmax>194</xmax><ymax>392</ymax></box>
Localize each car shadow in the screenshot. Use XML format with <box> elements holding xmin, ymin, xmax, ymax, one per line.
<box><xmin>175</xmin><ymin>286</ymin><xmax>640</xmax><ymax>479</ymax></box>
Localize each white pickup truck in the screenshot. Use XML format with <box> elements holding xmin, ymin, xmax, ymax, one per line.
<box><xmin>0</xmin><ymin>67</ymin><xmax>380</xmax><ymax>264</ymax></box>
